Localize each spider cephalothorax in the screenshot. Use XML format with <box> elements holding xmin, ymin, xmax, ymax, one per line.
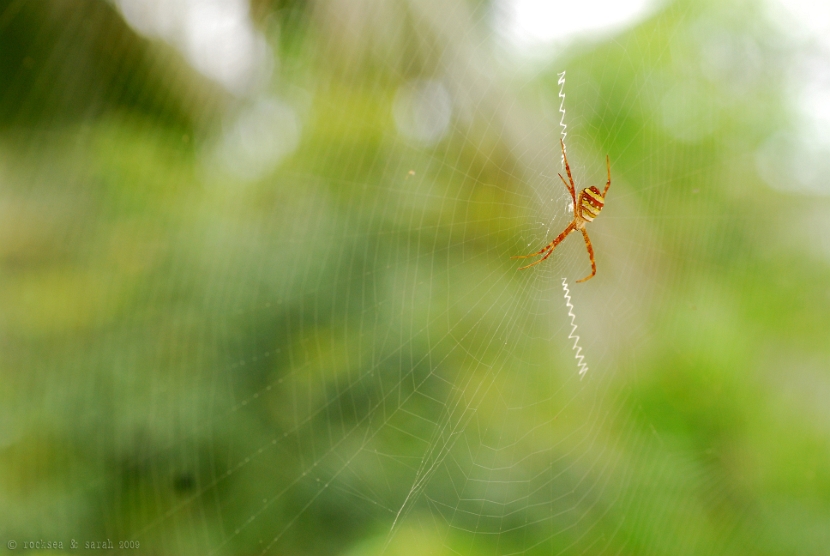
<box><xmin>512</xmin><ymin>139</ymin><xmax>610</xmax><ymax>282</ymax></box>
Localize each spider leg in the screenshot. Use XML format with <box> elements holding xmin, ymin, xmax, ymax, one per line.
<box><xmin>560</xmin><ymin>139</ymin><xmax>577</xmax><ymax>201</ymax></box>
<box><xmin>602</xmin><ymin>154</ymin><xmax>611</xmax><ymax>196</ymax></box>
<box><xmin>513</xmin><ymin>221</ymin><xmax>577</xmax><ymax>265</ymax></box>
<box><xmin>559</xmin><ymin>173</ymin><xmax>576</xmax><ymax>204</ymax></box>
<box><xmin>517</xmin><ymin>245</ymin><xmax>555</xmax><ymax>270</ymax></box>
<box><xmin>511</xmin><ymin>245</ymin><xmax>551</xmax><ymax>260</ymax></box>
<box><xmin>575</xmin><ymin>228</ymin><xmax>597</xmax><ymax>283</ymax></box>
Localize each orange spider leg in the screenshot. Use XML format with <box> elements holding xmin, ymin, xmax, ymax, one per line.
<box><xmin>559</xmin><ymin>173</ymin><xmax>576</xmax><ymax>204</ymax></box>
<box><xmin>560</xmin><ymin>139</ymin><xmax>577</xmax><ymax>200</ymax></box>
<box><xmin>575</xmin><ymin>228</ymin><xmax>596</xmax><ymax>283</ymax></box>
<box><xmin>602</xmin><ymin>154</ymin><xmax>611</xmax><ymax>196</ymax></box>
<box><xmin>513</xmin><ymin>221</ymin><xmax>577</xmax><ymax>270</ymax></box>
<box><xmin>515</xmin><ymin>245</ymin><xmax>555</xmax><ymax>270</ymax></box>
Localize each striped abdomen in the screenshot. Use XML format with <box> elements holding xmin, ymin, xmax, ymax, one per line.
<box><xmin>579</xmin><ymin>186</ymin><xmax>604</xmax><ymax>222</ymax></box>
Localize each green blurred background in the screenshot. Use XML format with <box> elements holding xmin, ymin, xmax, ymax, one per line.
<box><xmin>1</xmin><ymin>0</ymin><xmax>829</xmax><ymax>554</ymax></box>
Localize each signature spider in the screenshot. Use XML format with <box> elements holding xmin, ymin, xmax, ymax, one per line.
<box><xmin>512</xmin><ymin>139</ymin><xmax>610</xmax><ymax>282</ymax></box>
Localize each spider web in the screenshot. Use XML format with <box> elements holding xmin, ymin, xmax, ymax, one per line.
<box><xmin>1</xmin><ymin>0</ymin><xmax>829</xmax><ymax>555</ymax></box>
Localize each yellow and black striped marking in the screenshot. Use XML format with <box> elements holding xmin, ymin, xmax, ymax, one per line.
<box><xmin>579</xmin><ymin>186</ymin><xmax>604</xmax><ymax>222</ymax></box>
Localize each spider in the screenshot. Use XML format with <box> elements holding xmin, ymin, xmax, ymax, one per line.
<box><xmin>512</xmin><ymin>139</ymin><xmax>610</xmax><ymax>282</ymax></box>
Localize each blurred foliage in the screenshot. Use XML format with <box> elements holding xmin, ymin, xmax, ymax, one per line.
<box><xmin>1</xmin><ymin>0</ymin><xmax>829</xmax><ymax>554</ymax></box>
<box><xmin>0</xmin><ymin>0</ymin><xmax>224</xmax><ymax>129</ymax></box>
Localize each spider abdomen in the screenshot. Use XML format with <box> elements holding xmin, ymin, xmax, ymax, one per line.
<box><xmin>579</xmin><ymin>186</ymin><xmax>604</xmax><ymax>222</ymax></box>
